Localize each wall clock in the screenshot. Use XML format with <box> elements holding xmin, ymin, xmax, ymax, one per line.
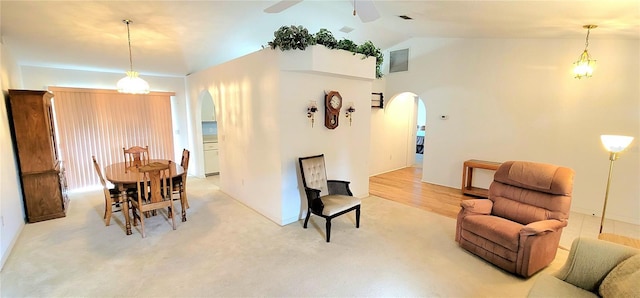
<box><xmin>324</xmin><ymin>91</ymin><xmax>342</xmax><ymax>129</ymax></box>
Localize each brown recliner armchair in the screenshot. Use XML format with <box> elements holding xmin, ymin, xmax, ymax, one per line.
<box><xmin>455</xmin><ymin>160</ymin><xmax>575</xmax><ymax>278</ymax></box>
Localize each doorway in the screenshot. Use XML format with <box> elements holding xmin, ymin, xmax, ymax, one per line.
<box><xmin>415</xmin><ymin>98</ymin><xmax>426</xmax><ymax>168</ymax></box>
<box><xmin>199</xmin><ymin>91</ymin><xmax>220</xmax><ymax>183</ymax></box>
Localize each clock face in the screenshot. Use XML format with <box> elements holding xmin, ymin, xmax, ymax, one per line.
<box><xmin>330</xmin><ymin>95</ymin><xmax>341</xmax><ymax>109</ymax></box>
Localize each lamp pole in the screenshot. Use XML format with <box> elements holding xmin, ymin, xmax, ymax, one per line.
<box><xmin>599</xmin><ymin>152</ymin><xmax>618</xmax><ymax>234</ymax></box>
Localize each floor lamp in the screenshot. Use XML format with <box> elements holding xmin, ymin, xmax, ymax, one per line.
<box><xmin>599</xmin><ymin>134</ymin><xmax>634</xmax><ymax>235</ymax></box>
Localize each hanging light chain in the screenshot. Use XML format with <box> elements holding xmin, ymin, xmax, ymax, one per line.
<box><xmin>124</xmin><ymin>19</ymin><xmax>134</xmax><ymax>72</ymax></box>
<box><xmin>584</xmin><ymin>27</ymin><xmax>591</xmax><ymax>50</ymax></box>
<box><xmin>583</xmin><ymin>24</ymin><xmax>597</xmax><ymax>51</ymax></box>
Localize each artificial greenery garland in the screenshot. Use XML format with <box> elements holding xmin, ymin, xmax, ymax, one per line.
<box><xmin>268</xmin><ymin>25</ymin><xmax>384</xmax><ymax>79</ymax></box>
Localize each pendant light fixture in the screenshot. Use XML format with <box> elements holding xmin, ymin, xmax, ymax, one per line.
<box><xmin>117</xmin><ymin>19</ymin><xmax>150</xmax><ymax>94</ymax></box>
<box><xmin>573</xmin><ymin>24</ymin><xmax>597</xmax><ymax>79</ymax></box>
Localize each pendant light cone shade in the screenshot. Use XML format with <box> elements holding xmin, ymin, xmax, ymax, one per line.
<box><xmin>573</xmin><ymin>25</ymin><xmax>597</xmax><ymax>79</ymax></box>
<box><xmin>117</xmin><ymin>19</ymin><xmax>150</xmax><ymax>94</ymax></box>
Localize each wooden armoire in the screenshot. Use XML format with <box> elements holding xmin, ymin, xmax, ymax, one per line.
<box><xmin>7</xmin><ymin>89</ymin><xmax>68</xmax><ymax>223</ymax></box>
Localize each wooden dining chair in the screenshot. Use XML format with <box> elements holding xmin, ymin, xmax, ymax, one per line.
<box><xmin>92</xmin><ymin>156</ymin><xmax>123</xmax><ymax>226</ymax></box>
<box><xmin>172</xmin><ymin>148</ymin><xmax>190</xmax><ymax>222</ymax></box>
<box><xmin>129</xmin><ymin>161</ymin><xmax>176</xmax><ymax>238</ymax></box>
<box><xmin>123</xmin><ymin>145</ymin><xmax>149</xmax><ymax>172</ymax></box>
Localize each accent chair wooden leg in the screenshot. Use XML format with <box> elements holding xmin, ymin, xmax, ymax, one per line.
<box><xmin>303</xmin><ymin>210</ymin><xmax>311</xmax><ymax>228</ymax></box>
<box><xmin>326</xmin><ymin>218</ymin><xmax>332</xmax><ymax>242</ymax></box>
<box><xmin>356</xmin><ymin>206</ymin><xmax>360</xmax><ymax>228</ymax></box>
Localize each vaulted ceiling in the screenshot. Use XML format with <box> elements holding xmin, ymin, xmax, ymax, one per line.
<box><xmin>2</xmin><ymin>1</ymin><xmax>639</xmax><ymax>77</ymax></box>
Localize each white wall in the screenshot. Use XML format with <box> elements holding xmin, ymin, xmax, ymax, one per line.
<box><xmin>19</xmin><ymin>66</ymin><xmax>189</xmax><ymax>166</ymax></box>
<box><xmin>377</xmin><ymin>37</ymin><xmax>640</xmax><ymax>224</ymax></box>
<box><xmin>0</xmin><ymin>40</ymin><xmax>26</xmax><ymax>270</ymax></box>
<box><xmin>186</xmin><ymin>46</ymin><xmax>374</xmax><ymax>225</ymax></box>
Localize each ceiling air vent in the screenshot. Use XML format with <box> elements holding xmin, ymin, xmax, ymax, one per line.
<box><xmin>339</xmin><ymin>26</ymin><xmax>354</xmax><ymax>33</ymax></box>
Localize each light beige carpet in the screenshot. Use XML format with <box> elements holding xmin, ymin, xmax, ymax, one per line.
<box><xmin>0</xmin><ymin>177</ymin><xmax>567</xmax><ymax>297</ymax></box>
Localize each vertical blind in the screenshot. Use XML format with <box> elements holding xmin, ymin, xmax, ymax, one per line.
<box><xmin>49</xmin><ymin>87</ymin><xmax>175</xmax><ymax>191</ymax></box>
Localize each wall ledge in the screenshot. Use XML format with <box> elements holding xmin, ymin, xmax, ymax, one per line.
<box><xmin>275</xmin><ymin>45</ymin><xmax>376</xmax><ymax>80</ymax></box>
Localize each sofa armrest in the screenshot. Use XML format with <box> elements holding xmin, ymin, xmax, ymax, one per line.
<box><xmin>528</xmin><ymin>274</ymin><xmax>598</xmax><ymax>298</ymax></box>
<box><xmin>554</xmin><ymin>237</ymin><xmax>640</xmax><ymax>293</ymax></box>
<box><xmin>460</xmin><ymin>199</ymin><xmax>493</xmax><ymax>215</ymax></box>
<box><xmin>520</xmin><ymin>219</ymin><xmax>567</xmax><ymax>236</ymax></box>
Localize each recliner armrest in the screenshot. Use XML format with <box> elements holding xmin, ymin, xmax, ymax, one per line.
<box><xmin>327</xmin><ymin>180</ymin><xmax>353</xmax><ymax>196</ymax></box>
<box><xmin>520</xmin><ymin>219</ymin><xmax>567</xmax><ymax>236</ymax></box>
<box><xmin>460</xmin><ymin>199</ymin><xmax>493</xmax><ymax>215</ymax></box>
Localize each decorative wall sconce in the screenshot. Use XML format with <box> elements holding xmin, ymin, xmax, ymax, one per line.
<box><xmin>307</xmin><ymin>100</ymin><xmax>318</xmax><ymax>127</ymax></box>
<box><xmin>345</xmin><ymin>103</ymin><xmax>356</xmax><ymax>126</ymax></box>
<box><xmin>573</xmin><ymin>24</ymin><xmax>597</xmax><ymax>79</ymax></box>
<box><xmin>598</xmin><ymin>134</ymin><xmax>634</xmax><ymax>235</ymax></box>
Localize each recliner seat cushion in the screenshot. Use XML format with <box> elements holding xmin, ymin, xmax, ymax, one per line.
<box><xmin>461</xmin><ymin>215</ymin><xmax>522</xmax><ymax>252</ymax></box>
<box><xmin>320</xmin><ymin>195</ymin><xmax>360</xmax><ymax>216</ymax></box>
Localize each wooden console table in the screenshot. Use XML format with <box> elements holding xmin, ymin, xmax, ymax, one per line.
<box><xmin>461</xmin><ymin>159</ymin><xmax>502</xmax><ymax>198</ymax></box>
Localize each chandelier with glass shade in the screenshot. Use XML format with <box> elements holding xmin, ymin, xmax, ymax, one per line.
<box><xmin>117</xmin><ymin>19</ymin><xmax>150</xmax><ymax>94</ymax></box>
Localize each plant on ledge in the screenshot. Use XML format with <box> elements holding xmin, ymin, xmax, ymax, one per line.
<box><xmin>267</xmin><ymin>25</ymin><xmax>314</xmax><ymax>51</ymax></box>
<box><xmin>314</xmin><ymin>28</ymin><xmax>337</xmax><ymax>49</ymax></box>
<box><xmin>356</xmin><ymin>40</ymin><xmax>384</xmax><ymax>79</ymax></box>
<box><xmin>268</xmin><ymin>25</ymin><xmax>384</xmax><ymax>78</ymax></box>
<box><xmin>337</xmin><ymin>38</ymin><xmax>358</xmax><ymax>52</ymax></box>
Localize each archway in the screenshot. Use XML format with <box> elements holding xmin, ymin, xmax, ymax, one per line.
<box><xmin>198</xmin><ymin>90</ymin><xmax>221</xmax><ymax>183</ymax></box>
<box><xmin>369</xmin><ymin>91</ymin><xmax>423</xmax><ymax>175</ymax></box>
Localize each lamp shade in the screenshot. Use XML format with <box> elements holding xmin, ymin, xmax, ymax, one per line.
<box><xmin>117</xmin><ymin>71</ymin><xmax>150</xmax><ymax>94</ymax></box>
<box><xmin>601</xmin><ymin>135</ymin><xmax>634</xmax><ymax>153</ymax></box>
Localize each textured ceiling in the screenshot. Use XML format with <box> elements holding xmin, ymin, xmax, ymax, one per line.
<box><xmin>2</xmin><ymin>0</ymin><xmax>639</xmax><ymax>77</ymax></box>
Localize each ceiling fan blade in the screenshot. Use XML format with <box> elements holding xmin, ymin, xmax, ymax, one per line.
<box><xmin>264</xmin><ymin>0</ymin><xmax>303</xmax><ymax>13</ymax></box>
<box><xmin>353</xmin><ymin>0</ymin><xmax>380</xmax><ymax>23</ymax></box>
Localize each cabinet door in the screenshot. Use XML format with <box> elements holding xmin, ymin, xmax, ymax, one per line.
<box><xmin>21</xmin><ymin>171</ymin><xmax>65</xmax><ymax>223</ymax></box>
<box><xmin>204</xmin><ymin>149</ymin><xmax>220</xmax><ymax>174</ymax></box>
<box><xmin>8</xmin><ymin>91</ymin><xmax>58</xmax><ymax>173</ymax></box>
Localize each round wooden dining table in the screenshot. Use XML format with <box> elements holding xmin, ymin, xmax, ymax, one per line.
<box><xmin>104</xmin><ymin>159</ymin><xmax>185</xmax><ymax>235</ymax></box>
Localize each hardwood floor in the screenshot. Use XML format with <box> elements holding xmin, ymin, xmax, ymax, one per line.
<box><xmin>370</xmin><ymin>167</ymin><xmax>640</xmax><ymax>250</ymax></box>
<box><xmin>369</xmin><ymin>167</ymin><xmax>470</xmax><ymax>219</ymax></box>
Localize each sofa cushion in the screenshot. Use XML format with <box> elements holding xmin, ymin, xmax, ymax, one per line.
<box><xmin>462</xmin><ymin>215</ymin><xmax>522</xmax><ymax>252</ymax></box>
<box><xmin>599</xmin><ymin>254</ymin><xmax>640</xmax><ymax>298</ymax></box>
